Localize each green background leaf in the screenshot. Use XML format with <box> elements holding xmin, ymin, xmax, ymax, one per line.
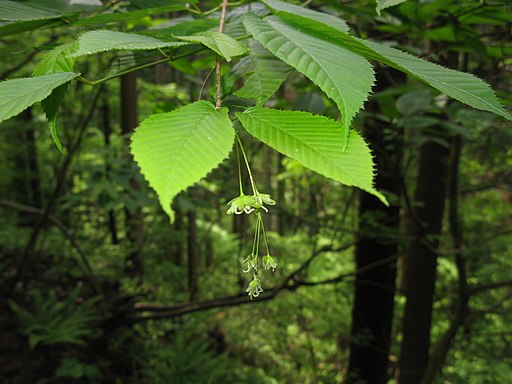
<box><xmin>0</xmin><ymin>0</ymin><xmax>62</xmax><ymax>21</ymax></box>
<box><xmin>234</xmin><ymin>40</ymin><xmax>291</xmax><ymax>104</ymax></box>
<box><xmin>131</xmin><ymin>101</ymin><xmax>235</xmax><ymax>221</ymax></box>
<box><xmin>236</xmin><ymin>107</ymin><xmax>387</xmax><ymax>204</ymax></box>
<box><xmin>74</xmin><ymin>30</ymin><xmax>188</xmax><ymax>57</ymax></box>
<box><xmin>33</xmin><ymin>43</ymin><xmax>77</xmax><ymax>152</ymax></box>
<box><xmin>174</xmin><ymin>32</ymin><xmax>248</xmax><ymax>62</ymax></box>
<box><xmin>262</xmin><ymin>0</ymin><xmax>349</xmax><ymax>32</ymax></box>
<box><xmin>0</xmin><ymin>72</ymin><xmax>79</xmax><ymax>124</ymax></box>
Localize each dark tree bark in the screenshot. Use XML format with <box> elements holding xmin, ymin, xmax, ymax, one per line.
<box><xmin>276</xmin><ymin>153</ymin><xmax>286</xmax><ymax>236</ymax></box>
<box><xmin>345</xmin><ymin>69</ymin><xmax>403</xmax><ymax>384</ymax></box>
<box><xmin>172</xmin><ymin>200</ymin><xmax>184</xmax><ymax>266</ymax></box>
<box><xmin>398</xmin><ymin>126</ymin><xmax>450</xmax><ymax>384</ymax></box>
<box><xmin>187</xmin><ymin>210</ymin><xmax>199</xmax><ymax>300</ymax></box>
<box><xmin>101</xmin><ymin>95</ymin><xmax>119</xmax><ymax>245</ymax></box>
<box><xmin>120</xmin><ymin>73</ymin><xmax>145</xmax><ymax>276</ymax></box>
<box><xmin>420</xmin><ymin>135</ymin><xmax>468</xmax><ymax>384</ymax></box>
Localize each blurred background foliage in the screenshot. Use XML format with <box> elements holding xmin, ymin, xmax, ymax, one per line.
<box><xmin>0</xmin><ymin>0</ymin><xmax>511</xmax><ymax>383</ymax></box>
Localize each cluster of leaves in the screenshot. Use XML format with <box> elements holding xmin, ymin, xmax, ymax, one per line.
<box><xmin>1</xmin><ymin>0</ymin><xmax>508</xmax><ymax>219</ymax></box>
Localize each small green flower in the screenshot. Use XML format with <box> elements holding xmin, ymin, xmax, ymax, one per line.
<box><xmin>246</xmin><ymin>274</ymin><xmax>263</xmax><ymax>299</ymax></box>
<box><xmin>250</xmin><ymin>192</ymin><xmax>277</xmax><ymax>212</ymax></box>
<box><xmin>262</xmin><ymin>254</ymin><xmax>278</xmax><ymax>271</ymax></box>
<box><xmin>242</xmin><ymin>254</ymin><xmax>257</xmax><ymax>273</ymax></box>
<box><xmin>226</xmin><ymin>194</ymin><xmax>257</xmax><ymax>215</ymax></box>
<box><xmin>226</xmin><ymin>192</ymin><xmax>276</xmax><ymax>215</ymax></box>
<box><xmin>259</xmin><ymin>193</ymin><xmax>276</xmax><ymax>206</ymax></box>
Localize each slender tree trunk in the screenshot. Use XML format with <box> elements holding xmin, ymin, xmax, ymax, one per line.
<box><xmin>345</xmin><ymin>69</ymin><xmax>403</xmax><ymax>384</ymax></box>
<box><xmin>276</xmin><ymin>153</ymin><xmax>286</xmax><ymax>236</ymax></box>
<box><xmin>398</xmin><ymin>126</ymin><xmax>450</xmax><ymax>384</ymax></box>
<box><xmin>172</xmin><ymin>199</ymin><xmax>184</xmax><ymax>266</ymax></box>
<box><xmin>101</xmin><ymin>95</ymin><xmax>119</xmax><ymax>244</ymax></box>
<box><xmin>187</xmin><ymin>210</ymin><xmax>198</xmax><ymax>300</ymax></box>
<box><xmin>120</xmin><ymin>73</ymin><xmax>144</xmax><ymax>276</ymax></box>
<box><xmin>420</xmin><ymin>135</ymin><xmax>468</xmax><ymax>384</ymax></box>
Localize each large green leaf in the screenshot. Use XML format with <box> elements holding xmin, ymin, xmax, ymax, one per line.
<box><xmin>131</xmin><ymin>101</ymin><xmax>235</xmax><ymax>221</ymax></box>
<box><xmin>236</xmin><ymin>107</ymin><xmax>387</xmax><ymax>204</ymax></box>
<box><xmin>261</xmin><ymin>0</ymin><xmax>349</xmax><ymax>32</ymax></box>
<box><xmin>0</xmin><ymin>72</ymin><xmax>79</xmax><ymax>124</ymax></box>
<box><xmin>234</xmin><ymin>40</ymin><xmax>291</xmax><ymax>104</ymax></box>
<box><xmin>174</xmin><ymin>32</ymin><xmax>248</xmax><ymax>62</ymax></box>
<box><xmin>34</xmin><ymin>43</ymin><xmax>77</xmax><ymax>152</ymax></box>
<box><xmin>0</xmin><ymin>0</ymin><xmax>62</xmax><ymax>21</ymax></box>
<box><xmin>364</xmin><ymin>41</ymin><xmax>512</xmax><ymax>121</ymax></box>
<box><xmin>243</xmin><ymin>13</ymin><xmax>375</xmax><ymax>147</ymax></box>
<box><xmin>260</xmin><ymin>6</ymin><xmax>512</xmax><ymax>121</ymax></box>
<box><xmin>73</xmin><ymin>30</ymin><xmax>188</xmax><ymax>57</ymax></box>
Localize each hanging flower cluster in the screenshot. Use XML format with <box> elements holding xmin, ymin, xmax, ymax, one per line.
<box><xmin>226</xmin><ymin>135</ymin><xmax>278</xmax><ymax>299</ymax></box>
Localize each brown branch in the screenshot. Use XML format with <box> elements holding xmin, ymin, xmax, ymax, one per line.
<box><xmin>469</xmin><ymin>280</ymin><xmax>512</xmax><ymax>296</ymax></box>
<box><xmin>127</xmin><ymin>243</ymin><xmax>401</xmax><ymax>323</ymax></box>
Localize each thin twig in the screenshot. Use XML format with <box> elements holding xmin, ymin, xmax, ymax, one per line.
<box><xmin>198</xmin><ymin>65</ymin><xmax>216</xmax><ymax>101</ymax></box>
<box><xmin>215</xmin><ymin>0</ymin><xmax>229</xmax><ymax>108</ymax></box>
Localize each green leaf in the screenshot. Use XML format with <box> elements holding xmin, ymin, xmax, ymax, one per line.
<box><xmin>0</xmin><ymin>0</ymin><xmax>62</xmax><ymax>21</ymax></box>
<box><xmin>143</xmin><ymin>18</ymin><xmax>219</xmax><ymax>39</ymax></box>
<box><xmin>259</xmin><ymin>11</ymin><xmax>512</xmax><ymax>121</ymax></box>
<box><xmin>34</xmin><ymin>42</ymin><xmax>76</xmax><ymax>76</ymax></box>
<box><xmin>375</xmin><ymin>0</ymin><xmax>408</xmax><ymax>15</ymax></box>
<box><xmin>0</xmin><ymin>72</ymin><xmax>79</xmax><ymax>124</ymax></box>
<box><xmin>261</xmin><ymin>0</ymin><xmax>349</xmax><ymax>32</ymax></box>
<box><xmin>131</xmin><ymin>101</ymin><xmax>235</xmax><ymax>221</ymax></box>
<box><xmin>34</xmin><ymin>43</ymin><xmax>77</xmax><ymax>152</ymax></box>
<box><xmin>243</xmin><ymin>13</ymin><xmax>375</xmax><ymax>147</ymax></box>
<box><xmin>174</xmin><ymin>32</ymin><xmax>248</xmax><ymax>62</ymax></box>
<box><xmin>364</xmin><ymin>41</ymin><xmax>512</xmax><ymax>121</ymax></box>
<box><xmin>73</xmin><ymin>30</ymin><xmax>188</xmax><ymax>57</ymax></box>
<box><xmin>234</xmin><ymin>40</ymin><xmax>291</xmax><ymax>104</ymax></box>
<box><xmin>236</xmin><ymin>107</ymin><xmax>387</xmax><ymax>204</ymax></box>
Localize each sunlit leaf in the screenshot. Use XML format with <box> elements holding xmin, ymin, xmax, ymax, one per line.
<box><xmin>237</xmin><ymin>107</ymin><xmax>387</xmax><ymax>204</ymax></box>
<box><xmin>131</xmin><ymin>101</ymin><xmax>235</xmax><ymax>221</ymax></box>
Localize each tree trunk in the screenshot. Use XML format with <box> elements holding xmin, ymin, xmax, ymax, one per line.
<box><xmin>398</xmin><ymin>127</ymin><xmax>450</xmax><ymax>384</ymax></box>
<box><xmin>420</xmin><ymin>135</ymin><xmax>468</xmax><ymax>384</ymax></box>
<box><xmin>276</xmin><ymin>153</ymin><xmax>286</xmax><ymax>236</ymax></box>
<box><xmin>345</xmin><ymin>69</ymin><xmax>403</xmax><ymax>384</ymax></box>
<box><xmin>120</xmin><ymin>73</ymin><xmax>145</xmax><ymax>276</ymax></box>
<box><xmin>101</xmin><ymin>95</ymin><xmax>119</xmax><ymax>245</ymax></box>
<box><xmin>187</xmin><ymin>210</ymin><xmax>198</xmax><ymax>300</ymax></box>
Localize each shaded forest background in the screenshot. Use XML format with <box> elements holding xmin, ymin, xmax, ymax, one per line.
<box><xmin>1</xmin><ymin>0</ymin><xmax>511</xmax><ymax>383</ymax></box>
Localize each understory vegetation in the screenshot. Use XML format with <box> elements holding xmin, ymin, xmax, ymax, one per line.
<box><xmin>0</xmin><ymin>0</ymin><xmax>511</xmax><ymax>383</ymax></box>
